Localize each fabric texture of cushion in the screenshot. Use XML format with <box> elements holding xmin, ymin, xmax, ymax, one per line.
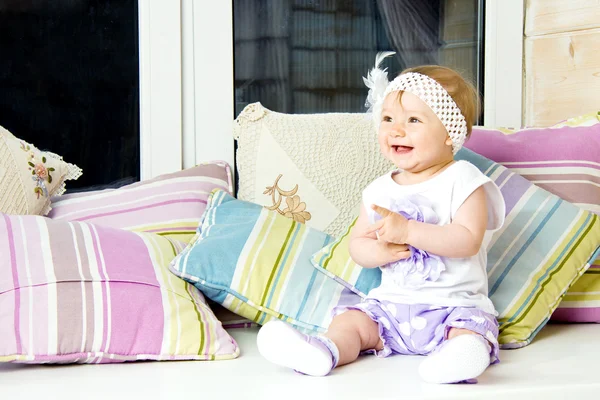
<box><xmin>0</xmin><ymin>213</ymin><xmax>239</xmax><ymax>363</ymax></box>
<box><xmin>312</xmin><ymin>148</ymin><xmax>600</xmax><ymax>349</ymax></box>
<box><xmin>233</xmin><ymin>102</ymin><xmax>393</xmax><ymax>238</ymax></box>
<box><xmin>467</xmin><ymin>113</ymin><xmax>599</xmax><ymax>214</ymax></box>
<box><xmin>466</xmin><ymin>113</ymin><xmax>600</xmax><ymax>323</ymax></box>
<box><xmin>48</xmin><ymin>161</ymin><xmax>232</xmax><ymax>244</ymax></box>
<box><xmin>0</xmin><ymin>125</ymin><xmax>82</xmax><ymax>216</ymax></box>
<box><xmin>169</xmin><ymin>189</ymin><xmax>362</xmax><ymax>333</ymax></box>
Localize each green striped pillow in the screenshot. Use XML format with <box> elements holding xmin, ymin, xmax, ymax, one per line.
<box><xmin>169</xmin><ymin>190</ymin><xmax>362</xmax><ymax>333</ymax></box>
<box><xmin>312</xmin><ymin>149</ymin><xmax>600</xmax><ymax>349</ymax></box>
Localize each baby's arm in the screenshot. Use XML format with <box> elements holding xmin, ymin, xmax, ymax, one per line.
<box><xmin>349</xmin><ymin>205</ymin><xmax>411</xmax><ymax>268</ymax></box>
<box><xmin>404</xmin><ymin>186</ymin><xmax>488</xmax><ymax>258</ymax></box>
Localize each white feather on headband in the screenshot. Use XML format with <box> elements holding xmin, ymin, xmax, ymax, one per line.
<box><xmin>363</xmin><ymin>51</ymin><xmax>395</xmax><ymax>114</ymax></box>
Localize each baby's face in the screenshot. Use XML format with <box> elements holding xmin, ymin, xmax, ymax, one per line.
<box><xmin>378</xmin><ymin>91</ymin><xmax>453</xmax><ymax>173</ymax></box>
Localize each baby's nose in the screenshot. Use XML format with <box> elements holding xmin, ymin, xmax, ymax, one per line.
<box><xmin>390</xmin><ymin>125</ymin><xmax>406</xmax><ymax>137</ymax></box>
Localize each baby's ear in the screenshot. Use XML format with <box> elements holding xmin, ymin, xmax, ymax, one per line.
<box><xmin>445</xmin><ymin>137</ymin><xmax>453</xmax><ymax>146</ymax></box>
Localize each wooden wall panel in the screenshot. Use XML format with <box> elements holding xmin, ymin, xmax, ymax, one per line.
<box><xmin>525</xmin><ymin>28</ymin><xmax>600</xmax><ymax>127</ymax></box>
<box><xmin>525</xmin><ymin>0</ymin><xmax>600</xmax><ymax>36</ymax></box>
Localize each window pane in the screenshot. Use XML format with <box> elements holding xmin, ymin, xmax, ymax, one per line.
<box><xmin>0</xmin><ymin>0</ymin><xmax>140</xmax><ymax>190</ymax></box>
<box><xmin>234</xmin><ymin>0</ymin><xmax>482</xmax><ymax>118</ymax></box>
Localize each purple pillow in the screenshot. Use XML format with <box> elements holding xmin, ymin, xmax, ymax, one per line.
<box><xmin>467</xmin><ymin>124</ymin><xmax>599</xmax><ymax>213</ymax></box>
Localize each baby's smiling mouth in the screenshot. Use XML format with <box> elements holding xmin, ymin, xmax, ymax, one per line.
<box><xmin>391</xmin><ymin>145</ymin><xmax>413</xmax><ymax>154</ymax></box>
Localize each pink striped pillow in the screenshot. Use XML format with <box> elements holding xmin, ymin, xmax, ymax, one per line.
<box><xmin>467</xmin><ymin>123</ymin><xmax>599</xmax><ymax>214</ymax></box>
<box><xmin>466</xmin><ymin>118</ymin><xmax>600</xmax><ymax>323</ymax></box>
<box><xmin>48</xmin><ymin>161</ymin><xmax>232</xmax><ymax>244</ymax></box>
<box><xmin>0</xmin><ymin>214</ymin><xmax>239</xmax><ymax>363</ymax></box>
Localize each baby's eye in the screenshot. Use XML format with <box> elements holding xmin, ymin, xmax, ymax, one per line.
<box><xmin>408</xmin><ymin>117</ymin><xmax>421</xmax><ymax>123</ymax></box>
<box><xmin>382</xmin><ymin>115</ymin><xmax>392</xmax><ymax>123</ymax></box>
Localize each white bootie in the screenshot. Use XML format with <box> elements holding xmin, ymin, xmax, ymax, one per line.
<box><xmin>418</xmin><ymin>334</ymin><xmax>491</xmax><ymax>384</ymax></box>
<box><xmin>257</xmin><ymin>320</ymin><xmax>338</xmax><ymax>377</ymax></box>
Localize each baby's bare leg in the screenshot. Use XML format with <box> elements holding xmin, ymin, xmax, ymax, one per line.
<box><xmin>447</xmin><ymin>327</ymin><xmax>480</xmax><ymax>339</ymax></box>
<box><xmin>325</xmin><ymin>310</ymin><xmax>383</xmax><ymax>367</ymax></box>
<box><xmin>256</xmin><ymin>310</ymin><xmax>383</xmax><ymax>376</ymax></box>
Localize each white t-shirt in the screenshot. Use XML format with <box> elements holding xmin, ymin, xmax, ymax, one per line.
<box><xmin>362</xmin><ymin>160</ymin><xmax>505</xmax><ymax>315</ymax></box>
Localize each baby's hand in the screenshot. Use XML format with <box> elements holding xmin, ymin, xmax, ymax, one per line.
<box><xmin>380</xmin><ymin>241</ymin><xmax>411</xmax><ymax>262</ymax></box>
<box><xmin>368</xmin><ymin>204</ymin><xmax>410</xmax><ymax>244</ymax></box>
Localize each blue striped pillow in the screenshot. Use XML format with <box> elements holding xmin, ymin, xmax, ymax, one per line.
<box><xmin>169</xmin><ymin>190</ymin><xmax>362</xmax><ymax>333</ymax></box>
<box><xmin>312</xmin><ymin>148</ymin><xmax>600</xmax><ymax>349</ymax></box>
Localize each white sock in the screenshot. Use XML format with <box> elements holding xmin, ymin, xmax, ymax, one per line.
<box><xmin>257</xmin><ymin>320</ymin><xmax>338</xmax><ymax>377</ymax></box>
<box><xmin>418</xmin><ymin>334</ymin><xmax>491</xmax><ymax>384</ymax></box>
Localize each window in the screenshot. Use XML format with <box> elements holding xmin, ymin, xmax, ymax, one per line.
<box><xmin>0</xmin><ymin>1</ymin><xmax>140</xmax><ymax>190</ymax></box>
<box><xmin>233</xmin><ymin>0</ymin><xmax>484</xmax><ymax>119</ymax></box>
<box><xmin>0</xmin><ymin>1</ymin><xmax>521</xmax><ymax>188</ymax></box>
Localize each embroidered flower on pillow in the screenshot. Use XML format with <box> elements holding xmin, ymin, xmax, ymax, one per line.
<box><xmin>21</xmin><ymin>142</ymin><xmax>56</xmax><ymax>198</ymax></box>
<box><xmin>264</xmin><ymin>174</ymin><xmax>312</xmax><ymax>223</ymax></box>
<box><xmin>0</xmin><ymin>125</ymin><xmax>82</xmax><ymax>215</ymax></box>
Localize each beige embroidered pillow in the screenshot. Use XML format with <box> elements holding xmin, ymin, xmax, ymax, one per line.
<box><xmin>233</xmin><ymin>103</ymin><xmax>393</xmax><ymax>238</ymax></box>
<box><xmin>0</xmin><ymin>125</ymin><xmax>82</xmax><ymax>215</ymax></box>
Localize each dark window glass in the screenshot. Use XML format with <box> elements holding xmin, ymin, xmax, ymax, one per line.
<box><xmin>0</xmin><ymin>0</ymin><xmax>140</xmax><ymax>190</ymax></box>
<box><xmin>234</xmin><ymin>0</ymin><xmax>483</xmax><ymax>121</ymax></box>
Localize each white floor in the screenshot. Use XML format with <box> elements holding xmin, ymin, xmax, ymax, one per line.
<box><xmin>1</xmin><ymin>324</ymin><xmax>600</xmax><ymax>400</ymax></box>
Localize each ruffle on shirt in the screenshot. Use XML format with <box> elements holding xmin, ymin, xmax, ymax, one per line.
<box><xmin>374</xmin><ymin>195</ymin><xmax>446</xmax><ymax>288</ymax></box>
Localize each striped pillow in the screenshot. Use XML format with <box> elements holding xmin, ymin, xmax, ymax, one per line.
<box><xmin>0</xmin><ymin>214</ymin><xmax>239</xmax><ymax>363</ymax></box>
<box><xmin>48</xmin><ymin>161</ymin><xmax>232</xmax><ymax>244</ymax></box>
<box><xmin>468</xmin><ymin>117</ymin><xmax>599</xmax><ymax>214</ymax></box>
<box><xmin>466</xmin><ymin>115</ymin><xmax>600</xmax><ymax>322</ymax></box>
<box><xmin>169</xmin><ymin>190</ymin><xmax>362</xmax><ymax>333</ymax></box>
<box><xmin>312</xmin><ymin>149</ymin><xmax>600</xmax><ymax>349</ymax></box>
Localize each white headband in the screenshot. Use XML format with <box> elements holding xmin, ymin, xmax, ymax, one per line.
<box><xmin>363</xmin><ymin>52</ymin><xmax>468</xmax><ymax>154</ymax></box>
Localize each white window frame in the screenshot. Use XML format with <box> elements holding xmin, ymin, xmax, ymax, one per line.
<box><xmin>138</xmin><ymin>0</ymin><xmax>234</xmax><ymax>181</ymax></box>
<box><xmin>139</xmin><ymin>0</ymin><xmax>183</xmax><ymax>180</ymax></box>
<box><xmin>139</xmin><ymin>1</ymin><xmax>523</xmax><ymax>180</ymax></box>
<box><xmin>484</xmin><ymin>0</ymin><xmax>524</xmax><ymax>128</ymax></box>
<box><xmin>181</xmin><ymin>0</ymin><xmax>234</xmax><ymax>171</ymax></box>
